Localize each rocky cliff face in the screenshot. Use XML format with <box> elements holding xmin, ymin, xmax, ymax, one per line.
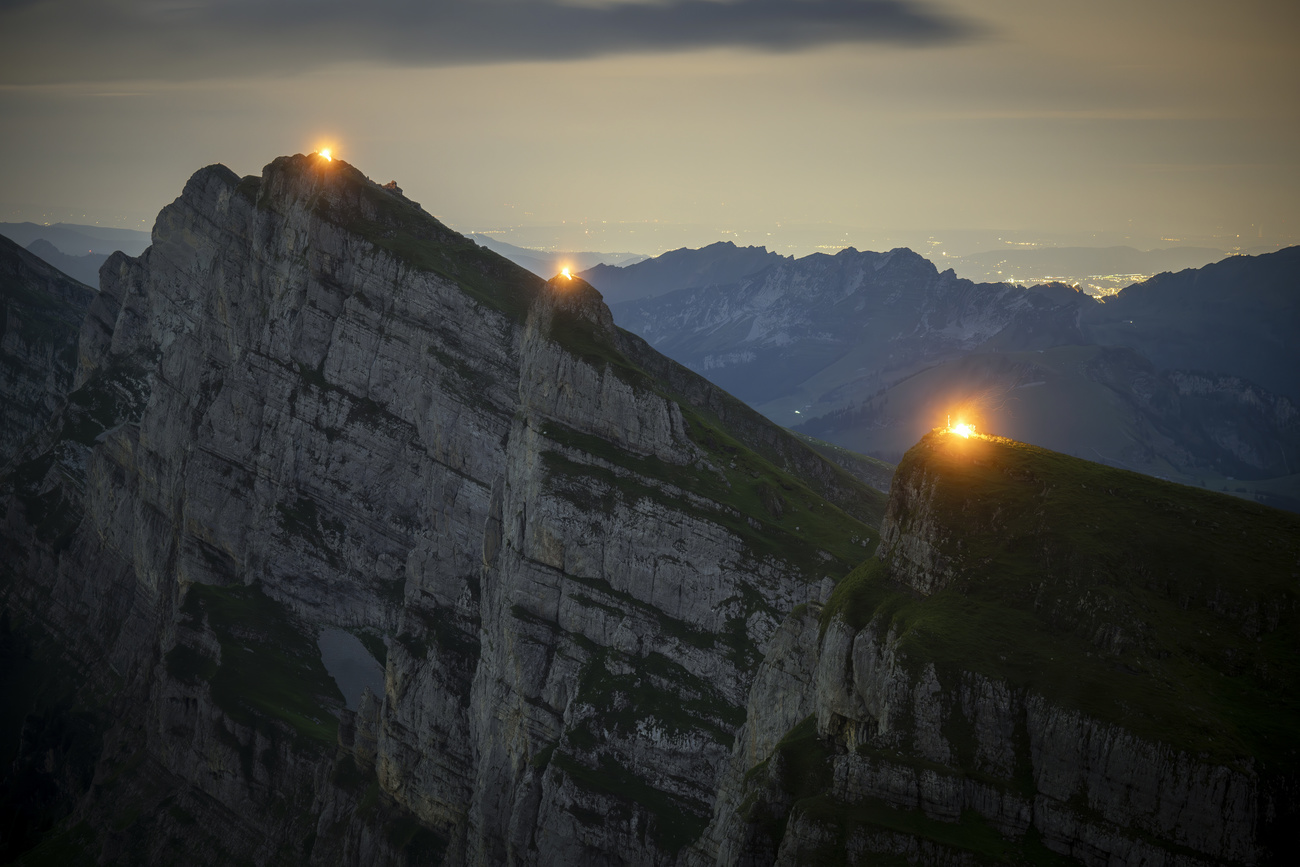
<box><xmin>704</xmin><ymin>430</ymin><xmax>1299</xmax><ymax>866</ymax></box>
<box><xmin>0</xmin><ymin>154</ymin><xmax>883</xmax><ymax>864</ymax></box>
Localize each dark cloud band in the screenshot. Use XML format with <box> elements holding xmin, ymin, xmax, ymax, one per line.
<box><xmin>0</xmin><ymin>0</ymin><xmax>977</xmax><ymax>84</ymax></box>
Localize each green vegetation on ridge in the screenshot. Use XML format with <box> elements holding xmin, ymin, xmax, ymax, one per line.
<box><xmin>258</xmin><ymin>155</ymin><xmax>543</xmax><ymax>323</ymax></box>
<box><xmin>825</xmin><ymin>430</ymin><xmax>1300</xmax><ymax>767</ymax></box>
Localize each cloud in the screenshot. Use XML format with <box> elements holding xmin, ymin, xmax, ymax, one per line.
<box><xmin>0</xmin><ymin>0</ymin><xmax>978</xmax><ymax>84</ymax></box>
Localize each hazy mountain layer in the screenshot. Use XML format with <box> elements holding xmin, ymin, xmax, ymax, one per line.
<box><xmin>612</xmin><ymin>246</ymin><xmax>1086</xmax><ymax>416</ymax></box>
<box><xmin>602</xmin><ymin>243</ymin><xmax>1300</xmax><ymax>510</ymax></box>
<box><xmin>581</xmin><ymin>241</ymin><xmax>787</xmax><ymax>305</ymax></box>
<box><xmin>0</xmin><ymin>233</ymin><xmax>95</xmax><ymax>462</ymax></box>
<box><xmin>23</xmin><ymin>238</ymin><xmax>109</xmax><ymax>287</ymax></box>
<box><xmin>0</xmin><ymin>221</ymin><xmax>152</xmax><ymax>257</ymax></box>
<box><xmin>1081</xmin><ymin>246</ymin><xmax>1300</xmax><ymax>403</ymax></box>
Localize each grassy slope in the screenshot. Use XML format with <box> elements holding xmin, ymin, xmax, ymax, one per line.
<box><xmin>827</xmin><ymin>430</ymin><xmax>1300</xmax><ymax>769</ymax></box>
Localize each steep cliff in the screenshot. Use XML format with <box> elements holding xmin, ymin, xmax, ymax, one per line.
<box><xmin>0</xmin><ymin>153</ymin><xmax>884</xmax><ymax>864</ymax></box>
<box><xmin>708</xmin><ymin>430</ymin><xmax>1299</xmax><ymax>865</ymax></box>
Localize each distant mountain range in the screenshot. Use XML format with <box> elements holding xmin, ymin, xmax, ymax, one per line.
<box><xmin>578</xmin><ymin>240</ymin><xmax>788</xmax><ymax>305</ymax></box>
<box><xmin>592</xmin><ymin>243</ymin><xmax>1300</xmax><ymax>511</ymax></box>
<box><xmin>0</xmin><ymin>221</ymin><xmax>151</xmax><ymax>256</ymax></box>
<box><xmin>0</xmin><ymin>221</ymin><xmax>153</xmax><ymax>288</ymax></box>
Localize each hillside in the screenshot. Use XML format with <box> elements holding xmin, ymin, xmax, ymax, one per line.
<box><xmin>708</xmin><ymin>429</ymin><xmax>1300</xmax><ymax>864</ymax></box>
<box><xmin>1082</xmin><ymin>245</ymin><xmax>1300</xmax><ymax>403</ymax></box>
<box><xmin>0</xmin><ymin>233</ymin><xmax>96</xmax><ymax>463</ymax></box>
<box><xmin>0</xmin><ymin>153</ymin><xmax>884</xmax><ymax>865</ymax></box>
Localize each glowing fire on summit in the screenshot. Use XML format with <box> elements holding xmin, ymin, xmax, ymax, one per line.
<box><xmin>560</xmin><ymin>267</ymin><xmax>572</xmax><ymax>280</ymax></box>
<box><xmin>319</xmin><ymin>148</ymin><xmax>332</xmax><ymax>161</ymax></box>
<box><xmin>946</xmin><ymin>414</ymin><xmax>975</xmax><ymax>438</ymax></box>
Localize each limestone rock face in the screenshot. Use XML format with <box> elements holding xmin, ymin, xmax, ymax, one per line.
<box><xmin>1</xmin><ymin>154</ymin><xmax>881</xmax><ymax>865</ymax></box>
<box><xmin>704</xmin><ymin>431</ymin><xmax>1299</xmax><ymax>866</ymax></box>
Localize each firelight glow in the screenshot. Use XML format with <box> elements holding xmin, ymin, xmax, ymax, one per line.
<box><xmin>561</xmin><ymin>267</ymin><xmax>572</xmax><ymax>280</ymax></box>
<box><xmin>952</xmin><ymin>422</ymin><xmax>974</xmax><ymax>438</ymax></box>
<box><xmin>319</xmin><ymin>148</ymin><xmax>332</xmax><ymax>162</ymax></box>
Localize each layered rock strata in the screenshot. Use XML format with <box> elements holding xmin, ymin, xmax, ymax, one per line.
<box><xmin>0</xmin><ymin>154</ymin><xmax>882</xmax><ymax>864</ymax></box>
<box><xmin>705</xmin><ymin>430</ymin><xmax>1299</xmax><ymax>866</ymax></box>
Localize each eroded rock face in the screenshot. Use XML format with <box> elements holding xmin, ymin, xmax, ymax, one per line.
<box><xmin>1</xmin><ymin>155</ymin><xmax>880</xmax><ymax>865</ymax></box>
<box><xmin>704</xmin><ymin>433</ymin><xmax>1298</xmax><ymax>867</ymax></box>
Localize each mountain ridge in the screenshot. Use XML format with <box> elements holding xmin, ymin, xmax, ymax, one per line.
<box><xmin>0</xmin><ymin>152</ymin><xmax>883</xmax><ymax>865</ymax></box>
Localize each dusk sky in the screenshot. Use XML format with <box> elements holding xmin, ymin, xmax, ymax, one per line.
<box><xmin>1</xmin><ymin>0</ymin><xmax>1297</xmax><ymax>256</ymax></box>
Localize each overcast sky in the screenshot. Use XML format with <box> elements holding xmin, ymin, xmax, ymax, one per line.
<box><xmin>1</xmin><ymin>0</ymin><xmax>1296</xmax><ymax>255</ymax></box>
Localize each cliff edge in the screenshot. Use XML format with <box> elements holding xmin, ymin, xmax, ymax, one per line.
<box><xmin>709</xmin><ymin>430</ymin><xmax>1299</xmax><ymax>865</ymax></box>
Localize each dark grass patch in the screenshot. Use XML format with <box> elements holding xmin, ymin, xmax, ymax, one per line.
<box><xmin>575</xmin><ymin>647</ymin><xmax>743</xmax><ymax>746</ymax></box>
<box><xmin>541</xmin><ymin>418</ymin><xmax>876</xmax><ymax>582</ymax></box>
<box><xmin>182</xmin><ymin>583</ymin><xmax>343</xmax><ymax>747</ymax></box>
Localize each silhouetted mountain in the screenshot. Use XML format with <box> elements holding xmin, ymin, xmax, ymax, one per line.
<box><xmin>24</xmin><ymin>238</ymin><xmax>108</xmax><ymax>287</ymax></box>
<box><xmin>613</xmin><ymin>246</ymin><xmax>1087</xmax><ymax>414</ymax></box>
<box><xmin>0</xmin><ymin>221</ymin><xmax>151</xmax><ymax>257</ymax></box>
<box><xmin>1082</xmin><ymin>245</ymin><xmax>1300</xmax><ymax>402</ymax></box>
<box><xmin>580</xmin><ymin>240</ymin><xmax>787</xmax><ymax>304</ymax></box>
<box><xmin>0</xmin><ymin>234</ymin><xmax>95</xmax><ymax>461</ymax></box>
